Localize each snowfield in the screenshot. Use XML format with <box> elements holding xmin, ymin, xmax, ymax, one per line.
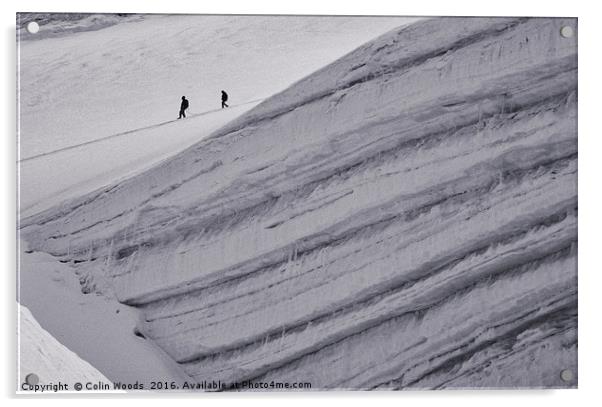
<box><xmin>19</xmin><ymin>16</ymin><xmax>577</xmax><ymax>390</ymax></box>
<box><xmin>17</xmin><ymin>14</ymin><xmax>416</xmax><ymax>215</ymax></box>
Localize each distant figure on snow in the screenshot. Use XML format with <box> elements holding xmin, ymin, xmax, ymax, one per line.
<box><xmin>179</xmin><ymin>96</ymin><xmax>189</xmax><ymax>119</ymax></box>
<box><xmin>221</xmin><ymin>90</ymin><xmax>229</xmax><ymax>109</ymax></box>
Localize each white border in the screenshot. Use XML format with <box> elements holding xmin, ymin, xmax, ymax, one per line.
<box><xmin>3</xmin><ymin>1</ymin><xmax>601</xmax><ymax>406</ymax></box>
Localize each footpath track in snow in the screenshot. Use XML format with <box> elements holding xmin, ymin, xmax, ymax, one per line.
<box><xmin>19</xmin><ymin>99</ymin><xmax>265</xmax><ymax>163</ymax></box>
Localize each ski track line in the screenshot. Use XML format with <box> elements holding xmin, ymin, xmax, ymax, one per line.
<box><xmin>18</xmin><ymin>98</ymin><xmax>265</xmax><ymax>163</ymax></box>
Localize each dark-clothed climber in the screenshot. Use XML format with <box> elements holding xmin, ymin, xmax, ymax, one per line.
<box><xmin>178</xmin><ymin>96</ymin><xmax>189</xmax><ymax>119</ymax></box>
<box><xmin>221</xmin><ymin>90</ymin><xmax>229</xmax><ymax>108</ymax></box>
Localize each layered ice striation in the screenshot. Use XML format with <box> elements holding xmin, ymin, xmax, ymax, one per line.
<box><xmin>21</xmin><ymin>17</ymin><xmax>578</xmax><ymax>389</ymax></box>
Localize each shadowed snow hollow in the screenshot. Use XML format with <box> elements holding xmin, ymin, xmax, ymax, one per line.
<box><xmin>21</xmin><ymin>17</ymin><xmax>577</xmax><ymax>389</ymax></box>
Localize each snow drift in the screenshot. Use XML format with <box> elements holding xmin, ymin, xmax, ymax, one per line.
<box><xmin>20</xmin><ymin>17</ymin><xmax>577</xmax><ymax>389</ymax></box>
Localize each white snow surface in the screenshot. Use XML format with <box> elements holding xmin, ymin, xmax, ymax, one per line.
<box><xmin>18</xmin><ymin>304</ymin><xmax>113</xmax><ymax>392</ymax></box>
<box><xmin>18</xmin><ymin>14</ymin><xmax>417</xmax><ymax>215</ymax></box>
<box><xmin>20</xmin><ymin>17</ymin><xmax>577</xmax><ymax>390</ymax></box>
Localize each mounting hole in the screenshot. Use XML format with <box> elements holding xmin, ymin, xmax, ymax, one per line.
<box><xmin>560</xmin><ymin>369</ymin><xmax>574</xmax><ymax>382</ymax></box>
<box><xmin>26</xmin><ymin>21</ymin><xmax>40</xmax><ymax>34</ymax></box>
<box><xmin>560</xmin><ymin>26</ymin><xmax>574</xmax><ymax>38</ymax></box>
<box><xmin>25</xmin><ymin>373</ymin><xmax>39</xmax><ymax>386</ymax></box>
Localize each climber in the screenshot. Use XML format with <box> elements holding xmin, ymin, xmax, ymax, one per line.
<box><xmin>221</xmin><ymin>90</ymin><xmax>229</xmax><ymax>109</ymax></box>
<box><xmin>178</xmin><ymin>96</ymin><xmax>189</xmax><ymax>119</ymax></box>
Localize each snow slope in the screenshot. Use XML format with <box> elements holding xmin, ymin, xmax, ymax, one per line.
<box><xmin>18</xmin><ymin>243</ymin><xmax>191</xmax><ymax>388</ymax></box>
<box><xmin>19</xmin><ymin>101</ymin><xmax>262</xmax><ymax>216</ymax></box>
<box><xmin>17</xmin><ymin>14</ymin><xmax>416</xmax><ymax>214</ymax></box>
<box><xmin>18</xmin><ymin>304</ymin><xmax>112</xmax><ymax>392</ymax></box>
<box><xmin>21</xmin><ymin>17</ymin><xmax>577</xmax><ymax>390</ymax></box>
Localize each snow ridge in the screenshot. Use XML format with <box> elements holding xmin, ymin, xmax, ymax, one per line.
<box><xmin>21</xmin><ymin>17</ymin><xmax>577</xmax><ymax>389</ymax></box>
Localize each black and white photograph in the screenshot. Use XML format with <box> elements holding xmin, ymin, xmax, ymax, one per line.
<box><xmin>11</xmin><ymin>4</ymin><xmax>584</xmax><ymax>396</ymax></box>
